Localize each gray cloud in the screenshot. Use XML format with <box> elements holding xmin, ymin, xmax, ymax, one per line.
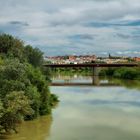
<box><xmin>0</xmin><ymin>0</ymin><xmax>140</xmax><ymax>56</ymax></box>
<box><xmin>9</xmin><ymin>21</ymin><xmax>29</xmax><ymax>26</ymax></box>
<box><xmin>69</xmin><ymin>34</ymin><xmax>95</xmax><ymax>40</ymax></box>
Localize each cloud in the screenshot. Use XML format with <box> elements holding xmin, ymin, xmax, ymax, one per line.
<box><xmin>0</xmin><ymin>0</ymin><xmax>140</xmax><ymax>56</ymax></box>
<box><xmin>85</xmin><ymin>20</ymin><xmax>140</xmax><ymax>28</ymax></box>
<box><xmin>116</xmin><ymin>51</ymin><xmax>140</xmax><ymax>55</ymax></box>
<box><xmin>9</xmin><ymin>21</ymin><xmax>29</xmax><ymax>26</ymax></box>
<box><xmin>69</xmin><ymin>34</ymin><xmax>95</xmax><ymax>41</ymax></box>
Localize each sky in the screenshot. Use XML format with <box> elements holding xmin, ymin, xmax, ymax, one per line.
<box><xmin>0</xmin><ymin>0</ymin><xmax>140</xmax><ymax>56</ymax></box>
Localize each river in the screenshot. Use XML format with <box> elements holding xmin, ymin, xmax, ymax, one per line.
<box><xmin>1</xmin><ymin>74</ymin><xmax>140</xmax><ymax>140</ymax></box>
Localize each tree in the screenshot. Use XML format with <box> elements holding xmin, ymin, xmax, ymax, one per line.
<box><xmin>0</xmin><ymin>91</ymin><xmax>33</xmax><ymax>133</ymax></box>
<box><xmin>0</xmin><ymin>59</ymin><xmax>28</xmax><ymax>98</ymax></box>
<box><xmin>24</xmin><ymin>45</ymin><xmax>44</xmax><ymax>67</ymax></box>
<box><xmin>0</xmin><ymin>34</ymin><xmax>58</xmax><ymax>133</ymax></box>
<box><xmin>0</xmin><ymin>34</ymin><xmax>25</xmax><ymax>61</ymax></box>
<box><xmin>25</xmin><ymin>86</ymin><xmax>41</xmax><ymax>119</ymax></box>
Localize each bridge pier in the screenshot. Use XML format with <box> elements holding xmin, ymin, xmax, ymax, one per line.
<box><xmin>92</xmin><ymin>67</ymin><xmax>101</xmax><ymax>76</ymax></box>
<box><xmin>92</xmin><ymin>76</ymin><xmax>100</xmax><ymax>85</ymax></box>
<box><xmin>92</xmin><ymin>67</ymin><xmax>101</xmax><ymax>85</ymax></box>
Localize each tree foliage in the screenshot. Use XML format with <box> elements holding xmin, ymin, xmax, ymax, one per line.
<box><xmin>100</xmin><ymin>67</ymin><xmax>140</xmax><ymax>80</ymax></box>
<box><xmin>24</xmin><ymin>45</ymin><xmax>44</xmax><ymax>67</ymax></box>
<box><xmin>0</xmin><ymin>34</ymin><xmax>58</xmax><ymax>133</ymax></box>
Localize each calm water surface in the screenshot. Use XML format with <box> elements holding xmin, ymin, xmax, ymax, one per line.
<box><xmin>2</xmin><ymin>75</ymin><xmax>140</xmax><ymax>140</ymax></box>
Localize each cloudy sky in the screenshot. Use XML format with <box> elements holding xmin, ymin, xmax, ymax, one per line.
<box><xmin>0</xmin><ymin>0</ymin><xmax>140</xmax><ymax>56</ymax></box>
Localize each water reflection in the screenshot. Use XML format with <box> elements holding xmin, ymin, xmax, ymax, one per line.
<box><xmin>49</xmin><ymin>74</ymin><xmax>140</xmax><ymax>140</ymax></box>
<box><xmin>1</xmin><ymin>74</ymin><xmax>140</xmax><ymax>140</ymax></box>
<box><xmin>52</xmin><ymin>75</ymin><xmax>101</xmax><ymax>85</ymax></box>
<box><xmin>108</xmin><ymin>78</ymin><xmax>140</xmax><ymax>90</ymax></box>
<box><xmin>51</xmin><ymin>74</ymin><xmax>140</xmax><ymax>89</ymax></box>
<box><xmin>50</xmin><ymin>88</ymin><xmax>140</xmax><ymax>139</ymax></box>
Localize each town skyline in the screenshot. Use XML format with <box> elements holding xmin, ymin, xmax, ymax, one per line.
<box><xmin>45</xmin><ymin>54</ymin><xmax>140</xmax><ymax>64</ymax></box>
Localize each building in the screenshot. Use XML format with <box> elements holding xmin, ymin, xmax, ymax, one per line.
<box><xmin>69</xmin><ymin>56</ymin><xmax>76</xmax><ymax>61</ymax></box>
<box><xmin>134</xmin><ymin>57</ymin><xmax>140</xmax><ymax>62</ymax></box>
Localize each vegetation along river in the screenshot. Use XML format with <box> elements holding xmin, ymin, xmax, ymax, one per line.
<box><xmin>2</xmin><ymin>74</ymin><xmax>140</xmax><ymax>140</ymax></box>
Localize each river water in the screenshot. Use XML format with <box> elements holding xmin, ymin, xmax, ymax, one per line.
<box><xmin>1</xmin><ymin>75</ymin><xmax>140</xmax><ymax>140</ymax></box>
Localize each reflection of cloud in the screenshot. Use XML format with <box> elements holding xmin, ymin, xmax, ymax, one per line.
<box><xmin>115</xmin><ymin>33</ymin><xmax>140</xmax><ymax>40</ymax></box>
<box><xmin>115</xmin><ymin>33</ymin><xmax>131</xmax><ymax>39</ymax></box>
<box><xmin>84</xmin><ymin>99</ymin><xmax>140</xmax><ymax>107</ymax></box>
<box><xmin>51</xmin><ymin>86</ymin><xmax>140</xmax><ymax>110</ymax></box>
<box><xmin>50</xmin><ymin>83</ymin><xmax>140</xmax><ymax>139</ymax></box>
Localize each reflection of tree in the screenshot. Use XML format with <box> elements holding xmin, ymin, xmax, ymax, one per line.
<box><xmin>0</xmin><ymin>115</ymin><xmax>53</xmax><ymax>140</ymax></box>
<box><xmin>108</xmin><ymin>78</ymin><xmax>140</xmax><ymax>90</ymax></box>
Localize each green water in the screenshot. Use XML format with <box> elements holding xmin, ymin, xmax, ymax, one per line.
<box><xmin>1</xmin><ymin>75</ymin><xmax>140</xmax><ymax>140</ymax></box>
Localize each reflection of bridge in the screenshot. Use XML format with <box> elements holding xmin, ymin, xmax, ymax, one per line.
<box><xmin>50</xmin><ymin>76</ymin><xmax>121</xmax><ymax>86</ymax></box>
<box><xmin>50</xmin><ymin>83</ymin><xmax>121</xmax><ymax>87</ymax></box>
<box><xmin>45</xmin><ymin>63</ymin><xmax>138</xmax><ymax>85</ymax></box>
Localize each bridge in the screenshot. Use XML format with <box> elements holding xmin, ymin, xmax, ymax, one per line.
<box><xmin>44</xmin><ymin>63</ymin><xmax>138</xmax><ymax>68</ymax></box>
<box><xmin>44</xmin><ymin>63</ymin><xmax>138</xmax><ymax>85</ymax></box>
<box><xmin>44</xmin><ymin>63</ymin><xmax>138</xmax><ymax>76</ymax></box>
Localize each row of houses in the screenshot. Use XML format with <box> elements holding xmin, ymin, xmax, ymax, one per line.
<box><xmin>45</xmin><ymin>55</ymin><xmax>140</xmax><ymax>64</ymax></box>
<box><xmin>45</xmin><ymin>55</ymin><xmax>96</xmax><ymax>64</ymax></box>
<box><xmin>134</xmin><ymin>57</ymin><xmax>140</xmax><ymax>62</ymax></box>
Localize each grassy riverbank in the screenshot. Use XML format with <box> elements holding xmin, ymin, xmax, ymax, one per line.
<box><xmin>0</xmin><ymin>34</ymin><xmax>58</xmax><ymax>133</ymax></box>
